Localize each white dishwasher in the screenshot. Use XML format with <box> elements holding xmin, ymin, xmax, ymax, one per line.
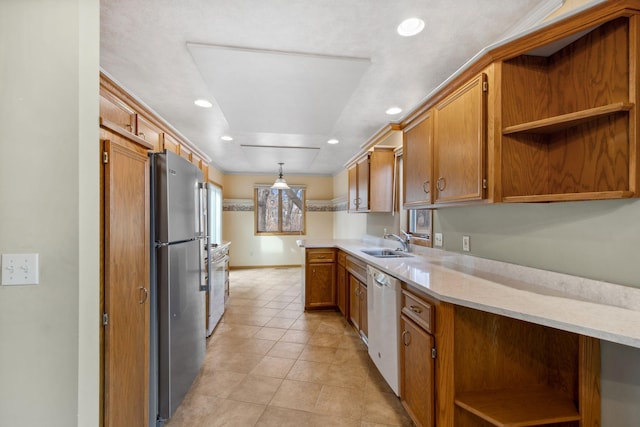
<box><xmin>367</xmin><ymin>265</ymin><xmax>400</xmax><ymax>396</ymax></box>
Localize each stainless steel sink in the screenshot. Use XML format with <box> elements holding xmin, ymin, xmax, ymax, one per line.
<box><xmin>361</xmin><ymin>249</ymin><xmax>412</xmax><ymax>258</ymax></box>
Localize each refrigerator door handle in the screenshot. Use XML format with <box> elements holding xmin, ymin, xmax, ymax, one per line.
<box><xmin>196</xmin><ymin>182</ymin><xmax>207</xmax><ymax>238</ymax></box>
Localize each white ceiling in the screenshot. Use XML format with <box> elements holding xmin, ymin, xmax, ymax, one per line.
<box><xmin>100</xmin><ymin>0</ymin><xmax>560</xmax><ymax>176</ymax></box>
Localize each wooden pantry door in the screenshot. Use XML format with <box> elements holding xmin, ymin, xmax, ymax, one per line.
<box><xmin>103</xmin><ymin>139</ymin><xmax>150</xmax><ymax>427</ymax></box>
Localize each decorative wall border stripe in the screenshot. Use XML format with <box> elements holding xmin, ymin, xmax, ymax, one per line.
<box><xmin>223</xmin><ymin>197</ymin><xmax>348</xmax><ymax>212</ymax></box>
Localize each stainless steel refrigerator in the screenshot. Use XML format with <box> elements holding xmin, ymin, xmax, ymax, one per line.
<box><xmin>149</xmin><ymin>150</ymin><xmax>207</xmax><ymax>424</ymax></box>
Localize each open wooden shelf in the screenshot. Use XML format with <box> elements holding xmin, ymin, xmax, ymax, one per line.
<box><xmin>502</xmin><ymin>190</ymin><xmax>635</xmax><ymax>203</ymax></box>
<box><xmin>502</xmin><ymin>102</ymin><xmax>633</xmax><ymax>135</ymax></box>
<box><xmin>455</xmin><ymin>388</ymin><xmax>580</xmax><ymax>427</ymax></box>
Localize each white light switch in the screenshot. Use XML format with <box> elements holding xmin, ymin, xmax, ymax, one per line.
<box><xmin>1</xmin><ymin>254</ymin><xmax>39</xmax><ymax>285</ymax></box>
<box><xmin>434</xmin><ymin>233</ymin><xmax>443</xmax><ymax>247</ymax></box>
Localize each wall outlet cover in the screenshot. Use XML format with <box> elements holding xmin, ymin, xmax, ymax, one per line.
<box><xmin>435</xmin><ymin>233</ymin><xmax>443</xmax><ymax>247</ymax></box>
<box><xmin>463</xmin><ymin>235</ymin><xmax>470</xmax><ymax>252</ymax></box>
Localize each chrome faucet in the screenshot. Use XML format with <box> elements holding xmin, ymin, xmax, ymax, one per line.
<box><xmin>384</xmin><ymin>231</ymin><xmax>411</xmax><ymax>252</ymax></box>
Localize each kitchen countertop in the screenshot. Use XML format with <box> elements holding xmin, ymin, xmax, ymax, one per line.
<box><xmin>302</xmin><ymin>238</ymin><xmax>640</xmax><ymax>349</ymax></box>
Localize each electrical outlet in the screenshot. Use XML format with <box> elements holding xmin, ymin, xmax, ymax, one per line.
<box><xmin>462</xmin><ymin>235</ymin><xmax>470</xmax><ymax>252</ymax></box>
<box><xmin>434</xmin><ymin>233</ymin><xmax>443</xmax><ymax>247</ymax></box>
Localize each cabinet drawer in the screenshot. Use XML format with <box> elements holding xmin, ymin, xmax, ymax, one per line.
<box><xmin>346</xmin><ymin>255</ymin><xmax>366</xmax><ymax>283</ymax></box>
<box><xmin>337</xmin><ymin>250</ymin><xmax>347</xmax><ymax>267</ymax></box>
<box><xmin>306</xmin><ymin>249</ymin><xmax>336</xmax><ymax>263</ymax></box>
<box><xmin>401</xmin><ymin>290</ymin><xmax>434</xmax><ymax>333</ymax></box>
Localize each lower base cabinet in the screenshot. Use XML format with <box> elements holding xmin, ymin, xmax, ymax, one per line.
<box><xmin>336</xmin><ymin>251</ymin><xmax>347</xmax><ymax>316</ymax></box>
<box><xmin>348</xmin><ymin>275</ymin><xmax>368</xmax><ymax>340</ymax></box>
<box><xmin>400</xmin><ymin>315</ymin><xmax>435</xmax><ymax>427</ymax></box>
<box><xmin>303</xmin><ymin>249</ymin><xmax>601</xmax><ymax>427</ymax></box>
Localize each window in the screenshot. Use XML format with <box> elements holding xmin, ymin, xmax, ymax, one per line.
<box><xmin>208</xmin><ymin>183</ymin><xmax>222</xmax><ymax>244</ymax></box>
<box><xmin>255</xmin><ymin>185</ymin><xmax>305</xmax><ymax>235</ymax></box>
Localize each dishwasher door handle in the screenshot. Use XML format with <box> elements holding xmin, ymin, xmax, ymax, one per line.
<box><xmin>374</xmin><ymin>277</ymin><xmax>386</xmax><ymax>287</ymax></box>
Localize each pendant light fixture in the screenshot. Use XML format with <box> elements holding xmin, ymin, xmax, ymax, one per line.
<box><xmin>271</xmin><ymin>162</ymin><xmax>290</xmax><ymax>190</ymax></box>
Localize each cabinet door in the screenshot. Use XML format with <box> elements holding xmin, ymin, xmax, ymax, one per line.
<box><xmin>179</xmin><ymin>143</ymin><xmax>193</xmax><ymax>162</ymax></box>
<box><xmin>161</xmin><ymin>133</ymin><xmax>180</xmax><ymax>155</ymax></box>
<box><xmin>433</xmin><ymin>73</ymin><xmax>486</xmax><ymax>204</ymax></box>
<box><xmin>103</xmin><ymin>140</ymin><xmax>149</xmax><ymax>427</ymax></box>
<box><xmin>136</xmin><ymin>115</ymin><xmax>162</xmax><ymax>152</ymax></box>
<box><xmin>348</xmin><ymin>165</ymin><xmax>358</xmax><ymax>212</ymax></box>
<box><xmin>357</xmin><ymin>157</ymin><xmax>370</xmax><ymax>211</ymax></box>
<box><xmin>400</xmin><ymin>315</ymin><xmax>435</xmax><ymax>427</ymax></box>
<box><xmin>100</xmin><ymin>90</ymin><xmax>136</xmax><ymax>134</ymax></box>
<box><xmin>349</xmin><ymin>275</ymin><xmax>361</xmax><ymax>330</ymax></box>
<box><xmin>305</xmin><ymin>262</ymin><xmax>336</xmax><ymax>309</ymax></box>
<box><xmin>337</xmin><ymin>263</ymin><xmax>347</xmax><ymax>316</ymax></box>
<box><xmin>369</xmin><ymin>148</ymin><xmax>395</xmax><ymax>212</ymax></box>
<box><xmin>359</xmin><ymin>282</ymin><xmax>368</xmax><ymax>339</ymax></box>
<box><xmin>403</xmin><ymin>114</ymin><xmax>433</xmax><ymax>207</ymax></box>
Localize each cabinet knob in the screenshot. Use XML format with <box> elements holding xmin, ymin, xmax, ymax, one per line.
<box><xmin>437</xmin><ymin>177</ymin><xmax>446</xmax><ymax>192</ymax></box>
<box><xmin>410</xmin><ymin>305</ymin><xmax>422</xmax><ymax>314</ymax></box>
<box><xmin>402</xmin><ymin>330</ymin><xmax>411</xmax><ymax>346</ymax></box>
<box><xmin>139</xmin><ymin>132</ymin><xmax>146</xmax><ymax>140</ymax></box>
<box><xmin>423</xmin><ymin>180</ymin><xmax>430</xmax><ymax>194</ymax></box>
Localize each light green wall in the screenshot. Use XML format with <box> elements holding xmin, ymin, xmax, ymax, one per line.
<box><xmin>0</xmin><ymin>1</ymin><xmax>100</xmax><ymax>426</ymax></box>
<box><xmin>429</xmin><ymin>199</ymin><xmax>640</xmax><ymax>426</ymax></box>
<box><xmin>433</xmin><ymin>199</ymin><xmax>640</xmax><ymax>288</ymax></box>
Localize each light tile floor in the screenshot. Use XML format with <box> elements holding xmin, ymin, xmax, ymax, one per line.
<box><xmin>165</xmin><ymin>267</ymin><xmax>412</xmax><ymax>427</ymax></box>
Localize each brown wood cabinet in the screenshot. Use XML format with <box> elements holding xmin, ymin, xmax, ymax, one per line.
<box><xmin>102</xmin><ymin>138</ymin><xmax>150</xmax><ymax>427</ymax></box>
<box><xmin>161</xmin><ymin>133</ymin><xmax>180</xmax><ymax>155</ymax></box>
<box><xmin>348</xmin><ymin>148</ymin><xmax>395</xmax><ymax>212</ymax></box>
<box><xmin>400</xmin><ymin>315</ymin><xmax>435</xmax><ymax>427</ymax></box>
<box><xmin>400</xmin><ymin>288</ymin><xmax>436</xmax><ymax>427</ymax></box>
<box><xmin>336</xmin><ymin>251</ymin><xmax>347</xmax><ymax>316</ymax></box>
<box><xmin>346</xmin><ymin>255</ymin><xmax>368</xmax><ymax>340</ymax></box>
<box><xmin>396</xmin><ymin>4</ymin><xmax>640</xmax><ymax>206</ymax></box>
<box><xmin>433</xmin><ymin>73</ymin><xmax>487</xmax><ymax>205</ymax></box>
<box><xmin>179</xmin><ymin>143</ymin><xmax>193</xmax><ymax>162</ymax></box>
<box><xmin>452</xmin><ymin>306</ymin><xmax>600</xmax><ymax>427</ymax></box>
<box><xmin>136</xmin><ymin>115</ymin><xmax>162</xmax><ymax>152</ymax></box>
<box><xmin>100</xmin><ymin>89</ymin><xmax>136</xmax><ymax>134</ymax></box>
<box><xmin>356</xmin><ymin>156</ymin><xmax>370</xmax><ymax>211</ymax></box>
<box><xmin>348</xmin><ymin>276</ymin><xmax>368</xmax><ymax>339</ymax></box>
<box><xmin>403</xmin><ymin>112</ymin><xmax>433</xmax><ymax>208</ymax></box>
<box><xmin>304</xmin><ymin>249</ymin><xmax>336</xmax><ymax>310</ymax></box>
<box><xmin>501</xmin><ymin>16</ymin><xmax>637</xmax><ymax>202</ymax></box>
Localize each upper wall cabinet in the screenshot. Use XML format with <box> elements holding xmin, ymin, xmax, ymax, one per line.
<box><xmin>100</xmin><ymin>89</ymin><xmax>137</xmax><ymax>134</ymax></box>
<box><xmin>100</xmin><ymin>72</ymin><xmax>211</xmax><ymax>174</ymax></box>
<box><xmin>433</xmin><ymin>73</ymin><xmax>488</xmax><ymax>205</ymax></box>
<box><xmin>500</xmin><ymin>16</ymin><xmax>637</xmax><ymax>202</ymax></box>
<box><xmin>403</xmin><ymin>112</ymin><xmax>433</xmax><ymax>208</ymax></box>
<box><xmin>136</xmin><ymin>115</ymin><xmax>162</xmax><ymax>152</ymax></box>
<box><xmin>348</xmin><ymin>148</ymin><xmax>395</xmax><ymax>213</ymax></box>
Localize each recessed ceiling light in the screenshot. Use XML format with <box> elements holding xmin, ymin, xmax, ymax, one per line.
<box><xmin>397</xmin><ymin>18</ymin><xmax>425</xmax><ymax>37</ymax></box>
<box><xmin>194</xmin><ymin>99</ymin><xmax>213</xmax><ymax>108</ymax></box>
<box><xmin>385</xmin><ymin>107</ymin><xmax>402</xmax><ymax>115</ymax></box>
<box><xmin>327</xmin><ymin>139</ymin><xmax>339</xmax><ymax>145</ymax></box>
<box><xmin>221</xmin><ymin>135</ymin><xmax>233</xmax><ymax>141</ymax></box>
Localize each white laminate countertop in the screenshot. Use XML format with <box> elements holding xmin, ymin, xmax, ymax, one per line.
<box><xmin>302</xmin><ymin>238</ymin><xmax>640</xmax><ymax>349</ymax></box>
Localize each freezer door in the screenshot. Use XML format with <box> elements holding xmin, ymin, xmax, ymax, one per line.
<box><xmin>154</xmin><ymin>151</ymin><xmax>204</xmax><ymax>243</ymax></box>
<box><xmin>157</xmin><ymin>240</ymin><xmax>206</xmax><ymax>419</ymax></box>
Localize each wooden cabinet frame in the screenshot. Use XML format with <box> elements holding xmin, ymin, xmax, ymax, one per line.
<box><xmin>398</xmin><ymin>2</ymin><xmax>640</xmax><ymax>206</ymax></box>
